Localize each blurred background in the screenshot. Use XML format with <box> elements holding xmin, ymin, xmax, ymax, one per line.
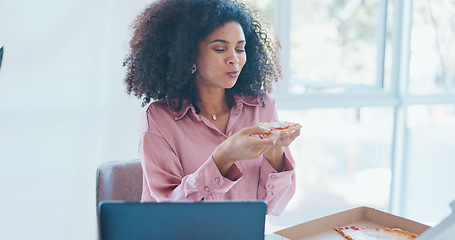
<box><xmin>1</xmin><ymin>0</ymin><xmax>454</xmax><ymax>239</ymax></box>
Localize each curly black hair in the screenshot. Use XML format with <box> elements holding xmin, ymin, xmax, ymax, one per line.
<box><xmin>124</xmin><ymin>0</ymin><xmax>281</xmax><ymax>108</ymax></box>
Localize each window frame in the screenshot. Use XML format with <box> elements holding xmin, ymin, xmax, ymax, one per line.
<box><xmin>268</xmin><ymin>0</ymin><xmax>455</xmax><ymax>217</ymax></box>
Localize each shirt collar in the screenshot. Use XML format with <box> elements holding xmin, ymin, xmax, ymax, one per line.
<box><xmin>234</xmin><ymin>94</ymin><xmax>261</xmax><ymax>107</ymax></box>
<box><xmin>172</xmin><ymin>94</ymin><xmax>261</xmax><ymax>120</ymax></box>
<box><xmin>172</xmin><ymin>99</ymin><xmax>194</xmax><ymax>121</ymax></box>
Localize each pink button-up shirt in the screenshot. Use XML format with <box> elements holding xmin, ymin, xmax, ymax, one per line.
<box><xmin>139</xmin><ymin>94</ymin><xmax>296</xmax><ymax>215</ymax></box>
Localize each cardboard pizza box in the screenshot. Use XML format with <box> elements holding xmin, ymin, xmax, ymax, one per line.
<box><xmin>265</xmin><ymin>206</ymin><xmax>430</xmax><ymax>240</ymax></box>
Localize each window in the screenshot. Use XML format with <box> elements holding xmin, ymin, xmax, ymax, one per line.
<box><xmin>288</xmin><ymin>0</ymin><xmax>388</xmax><ymax>93</ymax></box>
<box><xmin>403</xmin><ymin>105</ymin><xmax>455</xmax><ymax>224</ymax></box>
<box><xmin>270</xmin><ymin>107</ymin><xmax>394</xmax><ymax>231</ymax></box>
<box><xmin>245</xmin><ymin>0</ymin><xmax>455</xmax><ymax>232</ymax></box>
<box><xmin>409</xmin><ymin>1</ymin><xmax>455</xmax><ymax>95</ymax></box>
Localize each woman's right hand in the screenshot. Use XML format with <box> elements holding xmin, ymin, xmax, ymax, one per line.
<box><xmin>212</xmin><ymin>126</ymin><xmax>276</xmax><ymax>176</ymax></box>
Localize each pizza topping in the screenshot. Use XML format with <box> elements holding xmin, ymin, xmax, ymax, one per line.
<box><xmin>257</xmin><ymin>120</ymin><xmax>302</xmax><ymax>134</ymax></box>
<box><xmin>335</xmin><ymin>226</ymin><xmax>419</xmax><ymax>240</ymax></box>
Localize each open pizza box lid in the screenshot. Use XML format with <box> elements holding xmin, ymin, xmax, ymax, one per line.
<box><xmin>265</xmin><ymin>206</ymin><xmax>431</xmax><ymax>240</ymax></box>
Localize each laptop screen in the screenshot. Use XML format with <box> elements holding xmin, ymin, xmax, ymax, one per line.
<box><xmin>99</xmin><ymin>201</ymin><xmax>267</xmax><ymax>240</ymax></box>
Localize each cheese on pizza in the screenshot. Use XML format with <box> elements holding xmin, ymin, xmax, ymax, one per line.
<box><xmin>257</xmin><ymin>120</ymin><xmax>302</xmax><ymax>134</ymax></box>
<box><xmin>335</xmin><ymin>226</ymin><xmax>419</xmax><ymax>240</ymax></box>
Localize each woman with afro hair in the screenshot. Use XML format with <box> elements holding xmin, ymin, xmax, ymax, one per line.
<box><xmin>125</xmin><ymin>0</ymin><xmax>300</xmax><ymax>215</ymax></box>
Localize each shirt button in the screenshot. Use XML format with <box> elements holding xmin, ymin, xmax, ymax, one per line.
<box><xmin>204</xmin><ymin>186</ymin><xmax>210</xmax><ymax>192</ymax></box>
<box><xmin>267</xmin><ymin>185</ymin><xmax>273</xmax><ymax>188</ymax></box>
<box><xmin>215</xmin><ymin>178</ymin><xmax>220</xmax><ymax>183</ymax></box>
<box><xmin>270</xmin><ymin>175</ymin><xmax>277</xmax><ymax>179</ymax></box>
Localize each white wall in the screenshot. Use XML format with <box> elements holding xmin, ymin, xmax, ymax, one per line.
<box><xmin>0</xmin><ymin>0</ymin><xmax>151</xmax><ymax>239</ymax></box>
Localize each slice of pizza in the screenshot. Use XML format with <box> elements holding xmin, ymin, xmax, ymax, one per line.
<box><xmin>257</xmin><ymin>120</ymin><xmax>302</xmax><ymax>134</ymax></box>
<box><xmin>335</xmin><ymin>226</ymin><xmax>419</xmax><ymax>240</ymax></box>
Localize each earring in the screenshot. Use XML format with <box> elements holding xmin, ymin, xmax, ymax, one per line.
<box><xmin>190</xmin><ymin>64</ymin><xmax>197</xmax><ymax>74</ymax></box>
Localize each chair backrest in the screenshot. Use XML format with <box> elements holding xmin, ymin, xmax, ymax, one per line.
<box><xmin>96</xmin><ymin>159</ymin><xmax>143</xmax><ymax>239</ymax></box>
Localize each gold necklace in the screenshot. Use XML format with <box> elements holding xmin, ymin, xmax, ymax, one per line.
<box><xmin>203</xmin><ymin>110</ymin><xmax>227</xmax><ymax>121</ymax></box>
<box><xmin>198</xmin><ymin>104</ymin><xmax>229</xmax><ymax>121</ymax></box>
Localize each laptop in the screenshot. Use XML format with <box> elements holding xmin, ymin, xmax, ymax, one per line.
<box><xmin>99</xmin><ymin>201</ymin><xmax>267</xmax><ymax>240</ymax></box>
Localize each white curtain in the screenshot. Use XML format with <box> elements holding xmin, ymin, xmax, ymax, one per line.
<box><xmin>0</xmin><ymin>0</ymin><xmax>151</xmax><ymax>239</ymax></box>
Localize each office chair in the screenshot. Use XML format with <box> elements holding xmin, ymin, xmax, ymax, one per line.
<box><xmin>96</xmin><ymin>159</ymin><xmax>143</xmax><ymax>239</ymax></box>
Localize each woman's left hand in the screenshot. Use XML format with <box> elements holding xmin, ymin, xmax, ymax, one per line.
<box><xmin>263</xmin><ymin>127</ymin><xmax>301</xmax><ymax>171</ymax></box>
